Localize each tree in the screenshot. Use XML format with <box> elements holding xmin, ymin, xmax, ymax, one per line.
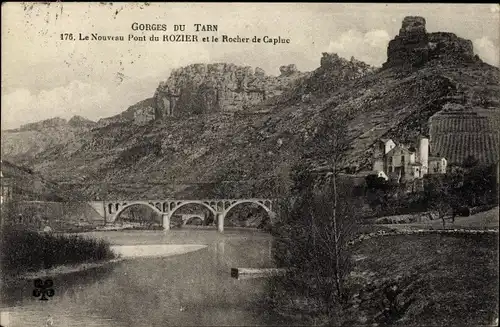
<box><xmin>305</xmin><ymin>111</ymin><xmax>357</xmax><ymax>306</ymax></box>
<box><xmin>463</xmin><ymin>155</ymin><xmax>479</xmax><ymax>169</ymax></box>
<box><xmin>270</xmin><ymin>111</ymin><xmax>361</xmax><ymax>321</ymax></box>
<box><xmin>271</xmin><ymin>170</ymin><xmax>360</xmax><ymax>318</ymax></box>
<box><xmin>460</xmin><ymin>164</ymin><xmax>497</xmax><ymax>207</ymax></box>
<box><xmin>365</xmin><ymin>174</ymin><xmax>395</xmax><ymax>214</ymax></box>
<box><xmin>424</xmin><ymin>174</ymin><xmax>461</xmax><ymax>228</ymax></box>
<box><xmin>311</xmin><ymin>178</ymin><xmax>361</xmax><ymax>311</ymax></box>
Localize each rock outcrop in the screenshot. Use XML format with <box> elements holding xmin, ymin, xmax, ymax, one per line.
<box><xmin>1</xmin><ymin>116</ymin><xmax>96</xmax><ymax>165</ymax></box>
<box><xmin>383</xmin><ymin>16</ymin><xmax>478</xmax><ymax>69</ymax></box>
<box><xmin>97</xmin><ymin>98</ymin><xmax>155</xmax><ymax>126</ymax></box>
<box><xmin>68</xmin><ymin>115</ymin><xmax>98</xmax><ymax>128</ymax></box>
<box><xmin>153</xmin><ymin>63</ymin><xmax>307</xmax><ymax>119</ymax></box>
<box><xmin>297</xmin><ymin>53</ymin><xmax>375</xmax><ymax>94</ymax></box>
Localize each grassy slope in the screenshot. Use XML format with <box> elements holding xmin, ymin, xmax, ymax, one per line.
<box><xmin>349</xmin><ymin>233</ymin><xmax>498</xmax><ymax>326</ymax></box>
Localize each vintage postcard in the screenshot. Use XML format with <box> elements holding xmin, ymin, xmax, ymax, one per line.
<box><xmin>1</xmin><ymin>2</ymin><xmax>499</xmax><ymax>327</ymax></box>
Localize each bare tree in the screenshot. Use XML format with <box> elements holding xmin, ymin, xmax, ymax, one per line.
<box><xmin>310</xmin><ymin>179</ymin><xmax>361</xmax><ymax>313</ymax></box>
<box><xmin>305</xmin><ymin>111</ymin><xmax>359</xmax><ymax>309</ymax></box>
<box><xmin>270</xmin><ymin>111</ymin><xmax>360</xmax><ymax>321</ymax></box>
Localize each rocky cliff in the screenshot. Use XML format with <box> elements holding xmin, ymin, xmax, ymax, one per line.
<box><xmin>383</xmin><ymin>16</ymin><xmax>479</xmax><ymax>69</ymax></box>
<box><xmin>153</xmin><ymin>63</ymin><xmax>308</xmax><ymax>119</ymax></box>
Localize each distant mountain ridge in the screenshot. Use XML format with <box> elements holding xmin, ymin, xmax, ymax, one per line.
<box><xmin>6</xmin><ymin>116</ymin><xmax>97</xmax><ymax>133</ymax></box>
<box><xmin>0</xmin><ymin>160</ymin><xmax>76</xmax><ymax>201</ymax></box>
<box><xmin>1</xmin><ymin>115</ymin><xmax>98</xmax><ymax>164</ymax></box>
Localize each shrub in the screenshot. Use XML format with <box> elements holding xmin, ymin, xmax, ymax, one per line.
<box><xmin>0</xmin><ymin>225</ymin><xmax>116</xmax><ymax>278</ymax></box>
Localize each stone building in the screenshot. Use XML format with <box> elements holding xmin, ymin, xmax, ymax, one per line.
<box><xmin>372</xmin><ymin>137</ymin><xmax>447</xmax><ymax>183</ymax></box>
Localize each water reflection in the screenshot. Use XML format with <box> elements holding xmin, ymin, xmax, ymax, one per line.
<box><xmin>1</xmin><ymin>230</ymin><xmax>285</xmax><ymax>327</ymax></box>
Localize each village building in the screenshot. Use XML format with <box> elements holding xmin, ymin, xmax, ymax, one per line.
<box><xmin>372</xmin><ymin>137</ymin><xmax>447</xmax><ymax>183</ymax></box>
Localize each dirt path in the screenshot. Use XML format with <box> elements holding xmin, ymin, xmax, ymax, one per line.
<box><xmin>377</xmin><ymin>206</ymin><xmax>499</xmax><ymax>231</ymax></box>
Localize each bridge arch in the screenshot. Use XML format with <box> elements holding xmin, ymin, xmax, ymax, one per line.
<box><xmin>112</xmin><ymin>202</ymin><xmax>163</xmax><ymax>223</ymax></box>
<box><xmin>222</xmin><ymin>200</ymin><xmax>275</xmax><ymax>223</ymax></box>
<box><xmin>167</xmin><ymin>201</ymin><xmax>217</xmax><ymax>221</ymax></box>
<box><xmin>183</xmin><ymin>214</ymin><xmax>206</xmax><ymax>226</ymax></box>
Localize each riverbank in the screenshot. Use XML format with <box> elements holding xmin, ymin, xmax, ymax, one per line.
<box><xmin>110</xmin><ymin>244</ymin><xmax>208</xmax><ymax>258</ymax></box>
<box><xmin>3</xmin><ymin>243</ymin><xmax>209</xmax><ymax>283</ymax></box>
<box><xmin>3</xmin><ymin>258</ymin><xmax>125</xmax><ymax>283</ymax></box>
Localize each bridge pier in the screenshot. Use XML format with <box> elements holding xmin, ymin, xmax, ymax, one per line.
<box><xmin>162</xmin><ymin>214</ymin><xmax>170</xmax><ymax>231</ymax></box>
<box><xmin>217</xmin><ymin>213</ymin><xmax>224</xmax><ymax>233</ymax></box>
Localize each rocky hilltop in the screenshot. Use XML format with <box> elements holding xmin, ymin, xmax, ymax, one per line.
<box><xmin>97</xmin><ymin>98</ymin><xmax>156</xmax><ymax>126</ymax></box>
<box><xmin>294</xmin><ymin>53</ymin><xmax>376</xmax><ymax>97</ymax></box>
<box><xmin>68</xmin><ymin>115</ymin><xmax>98</xmax><ymax>129</ymax></box>
<box><xmin>383</xmin><ymin>16</ymin><xmax>479</xmax><ymax>69</ymax></box>
<box><xmin>1</xmin><ymin>16</ymin><xmax>498</xmax><ymax>200</ymax></box>
<box><xmin>16</xmin><ymin>116</ymin><xmax>96</xmax><ymax>132</ymax></box>
<box><xmin>153</xmin><ymin>63</ymin><xmax>309</xmax><ymax>119</ymax></box>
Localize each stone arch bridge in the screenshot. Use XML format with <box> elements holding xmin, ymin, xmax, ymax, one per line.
<box><xmin>87</xmin><ymin>199</ymin><xmax>276</xmax><ymax>233</ymax></box>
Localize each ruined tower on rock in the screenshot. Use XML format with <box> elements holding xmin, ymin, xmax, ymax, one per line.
<box><xmin>383</xmin><ymin>16</ymin><xmax>479</xmax><ymax>69</ymax></box>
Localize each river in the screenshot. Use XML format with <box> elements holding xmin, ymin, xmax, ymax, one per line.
<box><xmin>0</xmin><ymin>228</ymin><xmax>292</xmax><ymax>327</ymax></box>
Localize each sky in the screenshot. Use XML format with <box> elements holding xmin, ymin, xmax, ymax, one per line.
<box><xmin>1</xmin><ymin>3</ymin><xmax>499</xmax><ymax>130</ymax></box>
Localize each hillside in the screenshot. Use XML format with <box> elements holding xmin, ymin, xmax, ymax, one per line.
<box><xmin>1</xmin><ymin>116</ymin><xmax>97</xmax><ymax>164</ymax></box>
<box><xmin>0</xmin><ymin>160</ymin><xmax>79</xmax><ymax>201</ymax></box>
<box><xmin>1</xmin><ymin>16</ymin><xmax>499</xmax><ymax>200</ymax></box>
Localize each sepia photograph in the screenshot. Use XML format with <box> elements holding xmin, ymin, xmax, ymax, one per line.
<box><xmin>0</xmin><ymin>2</ymin><xmax>499</xmax><ymax>326</ymax></box>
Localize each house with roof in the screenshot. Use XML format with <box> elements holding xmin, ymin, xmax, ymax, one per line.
<box><xmin>372</xmin><ymin>137</ymin><xmax>447</xmax><ymax>183</ymax></box>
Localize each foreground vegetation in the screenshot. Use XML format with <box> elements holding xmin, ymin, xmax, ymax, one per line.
<box><xmin>347</xmin><ymin>233</ymin><xmax>498</xmax><ymax>326</ymax></box>
<box><xmin>0</xmin><ymin>225</ymin><xmax>116</xmax><ymax>279</ymax></box>
<box><xmin>266</xmin><ymin>232</ymin><xmax>498</xmax><ymax>326</ymax></box>
<box><xmin>266</xmin><ymin>152</ymin><xmax>498</xmax><ymax>325</ymax></box>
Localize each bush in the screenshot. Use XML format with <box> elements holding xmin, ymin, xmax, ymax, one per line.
<box><xmin>455</xmin><ymin>206</ymin><xmax>471</xmax><ymax>217</ymax></box>
<box><xmin>0</xmin><ymin>225</ymin><xmax>116</xmax><ymax>278</ymax></box>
